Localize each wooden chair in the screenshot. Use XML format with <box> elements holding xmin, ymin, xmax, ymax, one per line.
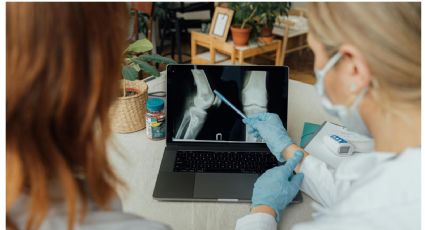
<box><xmin>158</xmin><ymin>3</ymin><xmax>215</xmax><ymax>63</ymax></box>
<box><xmin>275</xmin><ymin>8</ymin><xmax>309</xmax><ymax>65</ymax></box>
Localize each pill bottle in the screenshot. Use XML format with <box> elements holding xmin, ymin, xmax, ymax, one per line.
<box><xmin>146</xmin><ymin>98</ymin><xmax>166</xmax><ymax>140</ymax></box>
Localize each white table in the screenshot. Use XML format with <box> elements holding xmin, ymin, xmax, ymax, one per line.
<box><xmin>108</xmin><ymin>74</ymin><xmax>338</xmax><ymax>230</ymax></box>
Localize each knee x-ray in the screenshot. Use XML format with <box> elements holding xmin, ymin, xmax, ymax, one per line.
<box><xmin>167</xmin><ymin>65</ymin><xmax>288</xmax><ymax>143</ymax></box>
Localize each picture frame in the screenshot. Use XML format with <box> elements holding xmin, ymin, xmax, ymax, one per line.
<box><xmin>209</xmin><ymin>7</ymin><xmax>234</xmax><ymax>41</ymax></box>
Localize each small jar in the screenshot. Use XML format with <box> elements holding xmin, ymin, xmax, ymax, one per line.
<box><xmin>146</xmin><ymin>98</ymin><xmax>166</xmax><ymax>140</ymax></box>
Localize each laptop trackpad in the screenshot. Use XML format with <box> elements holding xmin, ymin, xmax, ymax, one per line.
<box><xmin>193</xmin><ymin>173</ymin><xmax>258</xmax><ymax>200</ymax></box>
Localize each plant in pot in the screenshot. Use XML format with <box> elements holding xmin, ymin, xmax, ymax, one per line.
<box><xmin>110</xmin><ymin>38</ymin><xmax>175</xmax><ymax>133</ymax></box>
<box><xmin>257</xmin><ymin>2</ymin><xmax>291</xmax><ymax>43</ymax></box>
<box><xmin>228</xmin><ymin>2</ymin><xmax>259</xmax><ymax>46</ymax></box>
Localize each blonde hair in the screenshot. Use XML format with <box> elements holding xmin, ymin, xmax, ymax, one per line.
<box><xmin>307</xmin><ymin>3</ymin><xmax>420</xmax><ymax>111</ymax></box>
<box><xmin>7</xmin><ymin>3</ymin><xmax>129</xmax><ymax>230</ymax></box>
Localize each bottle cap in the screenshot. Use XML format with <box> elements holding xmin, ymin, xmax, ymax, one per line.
<box><xmin>147</xmin><ymin>98</ymin><xmax>164</xmax><ymax>112</ymax></box>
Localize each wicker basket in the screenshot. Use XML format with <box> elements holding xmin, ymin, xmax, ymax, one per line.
<box><xmin>110</xmin><ymin>79</ymin><xmax>148</xmax><ymax>133</ymax></box>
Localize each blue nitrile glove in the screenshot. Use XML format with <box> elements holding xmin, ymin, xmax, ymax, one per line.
<box><xmin>243</xmin><ymin>113</ymin><xmax>293</xmax><ymax>162</ymax></box>
<box><xmin>251</xmin><ymin>151</ymin><xmax>304</xmax><ymax>222</ymax></box>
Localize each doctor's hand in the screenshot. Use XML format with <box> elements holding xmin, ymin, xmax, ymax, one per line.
<box><xmin>243</xmin><ymin>113</ymin><xmax>293</xmax><ymax>162</ymax></box>
<box><xmin>251</xmin><ymin>151</ymin><xmax>304</xmax><ymax>223</ymax></box>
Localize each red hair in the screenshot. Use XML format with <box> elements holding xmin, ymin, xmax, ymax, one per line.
<box><xmin>7</xmin><ymin>3</ymin><xmax>129</xmax><ymax>229</ymax></box>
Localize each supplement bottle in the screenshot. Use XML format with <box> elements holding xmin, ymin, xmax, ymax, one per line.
<box><xmin>146</xmin><ymin>98</ymin><xmax>166</xmax><ymax>140</ymax></box>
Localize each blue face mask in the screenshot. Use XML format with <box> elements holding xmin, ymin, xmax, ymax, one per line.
<box><xmin>314</xmin><ymin>52</ymin><xmax>371</xmax><ymax>137</ymax></box>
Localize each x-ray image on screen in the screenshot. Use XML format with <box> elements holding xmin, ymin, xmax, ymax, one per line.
<box><xmin>167</xmin><ymin>65</ymin><xmax>288</xmax><ymax>143</ymax></box>
<box><xmin>175</xmin><ymin>69</ymin><xmax>222</xmax><ymax>139</ymax></box>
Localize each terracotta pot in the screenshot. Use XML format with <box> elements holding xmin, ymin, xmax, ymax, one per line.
<box><xmin>131</xmin><ymin>2</ymin><xmax>153</xmax><ymax>15</ymax></box>
<box><xmin>260</xmin><ymin>26</ymin><xmax>273</xmax><ymax>37</ymax></box>
<box><xmin>124</xmin><ymin>87</ymin><xmax>140</xmax><ymax>97</ymax></box>
<box><xmin>231</xmin><ymin>25</ymin><xmax>252</xmax><ymax>46</ymax></box>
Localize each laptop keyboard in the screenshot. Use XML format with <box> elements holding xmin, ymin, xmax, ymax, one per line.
<box><xmin>173</xmin><ymin>151</ymin><xmax>279</xmax><ymax>174</ymax></box>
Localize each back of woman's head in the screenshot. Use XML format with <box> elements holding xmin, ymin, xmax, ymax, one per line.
<box><xmin>307</xmin><ymin>3</ymin><xmax>420</xmax><ymax>111</ymax></box>
<box><xmin>7</xmin><ymin>3</ymin><xmax>129</xmax><ymax>229</ymax></box>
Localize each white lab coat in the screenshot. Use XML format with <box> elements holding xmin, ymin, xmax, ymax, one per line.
<box><xmin>235</xmin><ymin>147</ymin><xmax>421</xmax><ymax>230</ymax></box>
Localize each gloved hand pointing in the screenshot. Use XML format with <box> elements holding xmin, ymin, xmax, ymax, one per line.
<box><xmin>243</xmin><ymin>113</ymin><xmax>293</xmax><ymax>162</ymax></box>
<box><xmin>251</xmin><ymin>151</ymin><xmax>305</xmax><ymax>222</ymax></box>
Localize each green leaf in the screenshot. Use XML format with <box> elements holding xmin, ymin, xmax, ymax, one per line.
<box><xmin>129</xmin><ymin>62</ymin><xmax>141</xmax><ymax>72</ymax></box>
<box><xmin>132</xmin><ymin>59</ymin><xmax>160</xmax><ymax>77</ymax></box>
<box><xmin>122</xmin><ymin>65</ymin><xmax>138</xmax><ymax>81</ymax></box>
<box><xmin>139</xmin><ymin>54</ymin><xmax>176</xmax><ymax>64</ymax></box>
<box><xmin>125</xmin><ymin>38</ymin><xmax>153</xmax><ymax>53</ymax></box>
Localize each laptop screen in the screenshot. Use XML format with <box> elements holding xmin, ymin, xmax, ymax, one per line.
<box><xmin>167</xmin><ymin>65</ymin><xmax>288</xmax><ymax>143</ymax></box>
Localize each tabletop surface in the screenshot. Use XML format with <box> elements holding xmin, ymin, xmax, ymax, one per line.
<box><xmin>231</xmin><ymin>40</ymin><xmax>280</xmax><ymax>51</ymax></box>
<box><xmin>108</xmin><ymin>73</ymin><xmax>338</xmax><ymax>230</ymax></box>
<box><xmin>192</xmin><ymin>31</ymin><xmax>280</xmax><ymax>51</ymax></box>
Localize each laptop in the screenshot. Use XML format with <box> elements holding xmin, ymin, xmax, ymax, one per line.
<box><xmin>153</xmin><ymin>64</ymin><xmax>302</xmax><ymax>203</ymax></box>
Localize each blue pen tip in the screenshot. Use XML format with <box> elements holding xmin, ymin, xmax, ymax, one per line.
<box><xmin>213</xmin><ymin>89</ymin><xmax>247</xmax><ymax>120</ymax></box>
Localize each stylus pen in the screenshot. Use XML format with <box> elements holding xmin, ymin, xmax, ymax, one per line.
<box><xmin>213</xmin><ymin>90</ymin><xmax>247</xmax><ymax>120</ymax></box>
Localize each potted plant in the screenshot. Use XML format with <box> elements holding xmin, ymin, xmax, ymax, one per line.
<box><xmin>110</xmin><ymin>38</ymin><xmax>175</xmax><ymax>133</ymax></box>
<box><xmin>228</xmin><ymin>3</ymin><xmax>259</xmax><ymax>46</ymax></box>
<box><xmin>257</xmin><ymin>3</ymin><xmax>291</xmax><ymax>43</ymax></box>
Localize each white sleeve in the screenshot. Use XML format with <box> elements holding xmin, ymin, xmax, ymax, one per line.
<box><xmin>291</xmin><ymin>215</ymin><xmax>375</xmax><ymax>230</ymax></box>
<box><xmin>235</xmin><ymin>213</ymin><xmax>277</xmax><ymax>230</ymax></box>
<box><xmin>300</xmin><ymin>156</ymin><xmax>351</xmax><ymax>208</ymax></box>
